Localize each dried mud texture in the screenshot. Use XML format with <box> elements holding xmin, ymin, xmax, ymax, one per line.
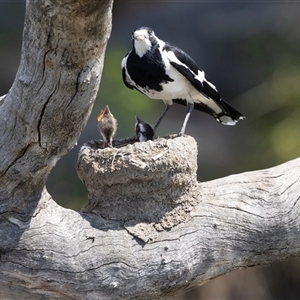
<box><xmin>76</xmin><ymin>135</ymin><xmax>200</xmax><ymax>242</ymax></box>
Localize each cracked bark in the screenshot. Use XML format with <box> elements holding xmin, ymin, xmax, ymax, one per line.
<box><xmin>0</xmin><ymin>0</ymin><xmax>112</xmax><ymax>223</ymax></box>
<box><xmin>1</xmin><ymin>0</ymin><xmax>300</xmax><ymax>299</ymax></box>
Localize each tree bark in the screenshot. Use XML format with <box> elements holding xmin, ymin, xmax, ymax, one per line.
<box><xmin>0</xmin><ymin>0</ymin><xmax>113</xmax><ymax>251</ymax></box>
<box><xmin>1</xmin><ymin>135</ymin><xmax>300</xmax><ymax>299</ymax></box>
<box><xmin>1</xmin><ymin>1</ymin><xmax>300</xmax><ymax>300</ymax></box>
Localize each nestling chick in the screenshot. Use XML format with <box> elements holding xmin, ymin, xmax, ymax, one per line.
<box><xmin>97</xmin><ymin>105</ymin><xmax>117</xmax><ymax>148</ymax></box>
<box><xmin>135</xmin><ymin>116</ymin><xmax>155</xmax><ymax>142</ymax></box>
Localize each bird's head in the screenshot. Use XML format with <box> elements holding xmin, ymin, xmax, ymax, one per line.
<box><xmin>134</xmin><ymin>116</ymin><xmax>142</xmax><ymax>133</ymax></box>
<box><xmin>97</xmin><ymin>105</ymin><xmax>111</xmax><ymax>122</ymax></box>
<box><xmin>135</xmin><ymin>115</ymin><xmax>155</xmax><ymax>142</ymax></box>
<box><xmin>131</xmin><ymin>27</ymin><xmax>158</xmax><ymax>57</ymax></box>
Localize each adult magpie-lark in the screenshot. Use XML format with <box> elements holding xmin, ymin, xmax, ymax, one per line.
<box><xmin>135</xmin><ymin>116</ymin><xmax>155</xmax><ymax>142</ymax></box>
<box><xmin>121</xmin><ymin>27</ymin><xmax>245</xmax><ymax>135</ymax></box>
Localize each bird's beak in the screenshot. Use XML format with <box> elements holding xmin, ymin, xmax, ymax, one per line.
<box><xmin>134</xmin><ymin>34</ymin><xmax>145</xmax><ymax>41</ymax></box>
<box><xmin>98</xmin><ymin>105</ymin><xmax>112</xmax><ymax>121</ymax></box>
<box><xmin>134</xmin><ymin>116</ymin><xmax>140</xmax><ymax>130</ymax></box>
<box><xmin>104</xmin><ymin>105</ymin><xmax>111</xmax><ymax>114</ymax></box>
<box><xmin>97</xmin><ymin>110</ymin><xmax>104</xmax><ymax>122</ymax></box>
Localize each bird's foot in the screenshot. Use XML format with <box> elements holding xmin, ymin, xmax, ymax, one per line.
<box><xmin>103</xmin><ymin>142</ymin><xmax>113</xmax><ymax>148</ymax></box>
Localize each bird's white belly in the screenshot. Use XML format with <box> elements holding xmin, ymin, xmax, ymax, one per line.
<box><xmin>135</xmin><ymin>60</ymin><xmax>222</xmax><ymax>114</ymax></box>
<box><xmin>138</xmin><ymin>69</ymin><xmax>193</xmax><ymax>103</ymax></box>
<box><xmin>138</xmin><ymin>71</ymin><xmax>223</xmax><ymax>114</ymax></box>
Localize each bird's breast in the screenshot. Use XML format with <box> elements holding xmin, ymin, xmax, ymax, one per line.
<box><xmin>126</xmin><ymin>49</ymin><xmax>173</xmax><ymax>92</ymax></box>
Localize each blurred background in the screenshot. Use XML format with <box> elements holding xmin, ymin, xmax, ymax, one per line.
<box><xmin>1</xmin><ymin>1</ymin><xmax>300</xmax><ymax>299</ymax></box>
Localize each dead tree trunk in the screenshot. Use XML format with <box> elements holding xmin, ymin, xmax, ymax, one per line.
<box><xmin>0</xmin><ymin>0</ymin><xmax>113</xmax><ymax>250</ymax></box>
<box><xmin>1</xmin><ymin>1</ymin><xmax>300</xmax><ymax>299</ymax></box>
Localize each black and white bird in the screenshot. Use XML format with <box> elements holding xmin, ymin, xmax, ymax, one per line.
<box><xmin>121</xmin><ymin>27</ymin><xmax>245</xmax><ymax>135</ymax></box>
<box><xmin>97</xmin><ymin>105</ymin><xmax>118</xmax><ymax>148</ymax></box>
<box><xmin>135</xmin><ymin>116</ymin><xmax>155</xmax><ymax>142</ymax></box>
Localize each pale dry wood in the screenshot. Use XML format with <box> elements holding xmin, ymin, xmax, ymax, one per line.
<box><xmin>0</xmin><ymin>0</ymin><xmax>113</xmax><ymax>250</ymax></box>
<box><xmin>1</xmin><ymin>137</ymin><xmax>300</xmax><ymax>299</ymax></box>
<box><xmin>1</xmin><ymin>0</ymin><xmax>300</xmax><ymax>299</ymax></box>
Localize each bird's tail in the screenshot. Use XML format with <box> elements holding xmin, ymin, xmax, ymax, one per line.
<box><xmin>191</xmin><ymin>99</ymin><xmax>244</xmax><ymax>126</ymax></box>
<box><xmin>215</xmin><ymin>98</ymin><xmax>245</xmax><ymax>125</ymax></box>
<box><xmin>173</xmin><ymin>98</ymin><xmax>244</xmax><ymax>125</ymax></box>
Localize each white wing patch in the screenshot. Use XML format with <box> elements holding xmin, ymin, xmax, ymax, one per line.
<box><xmin>122</xmin><ymin>56</ymin><xmax>136</xmax><ymax>88</ymax></box>
<box><xmin>191</xmin><ymin>92</ymin><xmax>223</xmax><ymax>114</ymax></box>
<box><xmin>195</xmin><ymin>70</ymin><xmax>218</xmax><ymax>93</ymax></box>
<box><xmin>163</xmin><ymin>47</ymin><xmax>222</xmax><ymax>114</ymax></box>
<box><xmin>163</xmin><ymin>48</ymin><xmax>205</xmax><ymax>87</ymax></box>
<box><xmin>164</xmin><ymin>48</ymin><xmax>218</xmax><ymax>94</ymax></box>
<box><xmin>164</xmin><ymin>49</ymin><xmax>193</xmax><ymax>74</ymax></box>
<box><xmin>195</xmin><ymin>70</ymin><xmax>205</xmax><ymax>82</ymax></box>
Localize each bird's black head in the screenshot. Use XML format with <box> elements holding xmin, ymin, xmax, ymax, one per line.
<box><xmin>135</xmin><ymin>116</ymin><xmax>155</xmax><ymax>142</ymax></box>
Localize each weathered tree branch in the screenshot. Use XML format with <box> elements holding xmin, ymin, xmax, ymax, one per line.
<box><xmin>1</xmin><ymin>1</ymin><xmax>300</xmax><ymax>299</ymax></box>
<box><xmin>1</xmin><ymin>135</ymin><xmax>300</xmax><ymax>299</ymax></box>
<box><xmin>0</xmin><ymin>0</ymin><xmax>113</xmax><ymax>250</ymax></box>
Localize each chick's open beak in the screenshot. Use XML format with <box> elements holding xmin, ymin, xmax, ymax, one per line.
<box><xmin>97</xmin><ymin>110</ymin><xmax>104</xmax><ymax>122</ymax></box>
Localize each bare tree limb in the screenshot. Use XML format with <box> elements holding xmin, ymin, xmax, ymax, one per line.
<box><xmin>1</xmin><ymin>135</ymin><xmax>300</xmax><ymax>299</ymax></box>
<box><xmin>0</xmin><ymin>0</ymin><xmax>113</xmax><ymax>251</ymax></box>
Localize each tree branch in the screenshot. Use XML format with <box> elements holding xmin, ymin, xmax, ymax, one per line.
<box><xmin>0</xmin><ymin>0</ymin><xmax>113</xmax><ymax>250</ymax></box>
<box><xmin>1</xmin><ymin>135</ymin><xmax>300</xmax><ymax>299</ymax></box>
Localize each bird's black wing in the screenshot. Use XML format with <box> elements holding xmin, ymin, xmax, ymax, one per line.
<box><xmin>163</xmin><ymin>42</ymin><xmax>220</xmax><ymax>102</ymax></box>
<box><xmin>163</xmin><ymin>42</ymin><xmax>246</xmax><ymax>123</ymax></box>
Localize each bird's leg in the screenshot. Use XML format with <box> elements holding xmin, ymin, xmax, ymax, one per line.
<box><xmin>179</xmin><ymin>102</ymin><xmax>194</xmax><ymax>136</ymax></box>
<box><xmin>153</xmin><ymin>104</ymin><xmax>170</xmax><ymax>132</ymax></box>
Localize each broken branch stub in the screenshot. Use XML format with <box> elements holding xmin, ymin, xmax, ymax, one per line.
<box><xmin>76</xmin><ymin>136</ymin><xmax>200</xmax><ymax>241</ymax></box>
